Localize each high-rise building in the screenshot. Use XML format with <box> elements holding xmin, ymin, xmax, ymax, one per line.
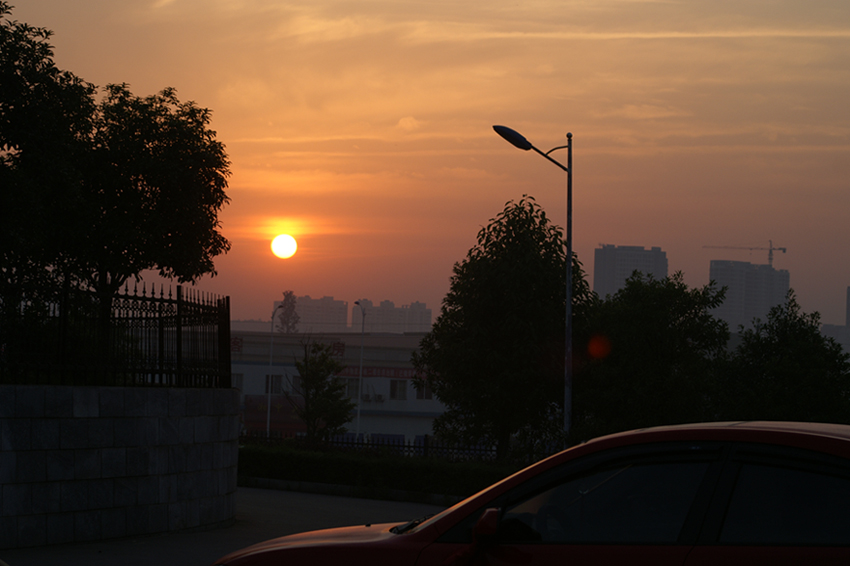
<box><xmin>593</xmin><ymin>244</ymin><xmax>668</xmax><ymax>298</ymax></box>
<box><xmin>821</xmin><ymin>286</ymin><xmax>850</xmax><ymax>353</ymax></box>
<box><xmin>352</xmin><ymin>299</ymin><xmax>432</xmax><ymax>333</ymax></box>
<box><xmin>709</xmin><ymin>260</ymin><xmax>790</xmax><ymax>330</ymax></box>
<box><xmin>405</xmin><ymin>301</ymin><xmax>433</xmax><ymax>333</ymax></box>
<box><xmin>279</xmin><ymin>295</ymin><xmax>349</xmax><ymax>333</ymax></box>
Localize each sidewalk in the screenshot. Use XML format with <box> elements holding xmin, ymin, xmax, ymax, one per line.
<box><xmin>0</xmin><ymin>487</ymin><xmax>446</xmax><ymax>566</ymax></box>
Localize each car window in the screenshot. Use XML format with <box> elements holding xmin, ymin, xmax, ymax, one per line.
<box><xmin>500</xmin><ymin>460</ymin><xmax>710</xmax><ymax>544</ymax></box>
<box><xmin>720</xmin><ymin>463</ymin><xmax>850</xmax><ymax>545</ymax></box>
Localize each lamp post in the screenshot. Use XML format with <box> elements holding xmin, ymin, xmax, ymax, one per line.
<box><xmin>493</xmin><ymin>125</ymin><xmax>573</xmax><ymax>436</ymax></box>
<box><xmin>267</xmin><ymin>303</ymin><xmax>285</xmax><ymax>437</ymax></box>
<box><xmin>353</xmin><ymin>300</ymin><xmax>366</xmax><ymax>438</ymax></box>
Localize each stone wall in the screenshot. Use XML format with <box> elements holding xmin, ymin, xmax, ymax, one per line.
<box><xmin>0</xmin><ymin>384</ymin><xmax>240</xmax><ymax>549</ymax></box>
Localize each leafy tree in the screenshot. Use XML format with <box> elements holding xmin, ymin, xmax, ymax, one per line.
<box><xmin>573</xmin><ymin>272</ymin><xmax>729</xmax><ymax>440</ymax></box>
<box><xmin>1</xmin><ymin>4</ymin><xmax>231</xmax><ymax>373</ymax></box>
<box><xmin>1</xmin><ymin>4</ymin><xmax>230</xmax><ymax>311</ymax></box>
<box><xmin>276</xmin><ymin>290</ymin><xmax>300</xmax><ymax>333</ymax></box>
<box><xmin>81</xmin><ymin>83</ymin><xmax>231</xmax><ymax>306</ymax></box>
<box><xmin>1</xmin><ymin>1</ymin><xmax>96</xmax><ymax>307</ymax></box>
<box><xmin>1</xmin><ymin>3</ymin><xmax>98</xmax><ymax>378</ymax></box>
<box><xmin>413</xmin><ymin>196</ymin><xmax>594</xmax><ymax>460</ymax></box>
<box><xmin>715</xmin><ymin>291</ymin><xmax>850</xmax><ymax>423</ymax></box>
<box><xmin>289</xmin><ymin>340</ymin><xmax>355</xmax><ymax>444</ymax></box>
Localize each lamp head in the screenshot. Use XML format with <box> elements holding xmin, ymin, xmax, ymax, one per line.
<box><xmin>493</xmin><ymin>125</ymin><xmax>533</xmax><ymax>151</ymax></box>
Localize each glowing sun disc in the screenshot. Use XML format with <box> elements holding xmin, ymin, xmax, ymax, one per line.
<box><xmin>271</xmin><ymin>234</ymin><xmax>298</xmax><ymax>258</ymax></box>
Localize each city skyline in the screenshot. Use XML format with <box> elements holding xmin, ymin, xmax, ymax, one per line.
<box><xmin>14</xmin><ymin>1</ymin><xmax>850</xmax><ymax>325</ymax></box>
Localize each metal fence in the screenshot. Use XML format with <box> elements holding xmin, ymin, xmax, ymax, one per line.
<box><xmin>0</xmin><ymin>284</ymin><xmax>231</xmax><ymax>388</ymax></box>
<box><xmin>240</xmin><ymin>431</ymin><xmax>501</xmax><ymax>462</ymax></box>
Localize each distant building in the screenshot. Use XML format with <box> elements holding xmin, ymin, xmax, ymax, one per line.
<box><xmin>278</xmin><ymin>295</ymin><xmax>348</xmax><ymax>334</ymax></box>
<box><xmin>821</xmin><ymin>286</ymin><xmax>850</xmax><ymax>353</ymax></box>
<box><xmin>822</xmin><ymin>324</ymin><xmax>850</xmax><ymax>353</ymax></box>
<box><xmin>352</xmin><ymin>299</ymin><xmax>432</xmax><ymax>333</ymax></box>
<box><xmin>263</xmin><ymin>295</ymin><xmax>432</xmax><ymax>334</ymax></box>
<box><xmin>593</xmin><ymin>244</ymin><xmax>668</xmax><ymax>298</ymax></box>
<box><xmin>709</xmin><ymin>260</ymin><xmax>790</xmax><ymax>331</ymax></box>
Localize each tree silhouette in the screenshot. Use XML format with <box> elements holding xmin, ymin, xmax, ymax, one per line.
<box><xmin>81</xmin><ymin>83</ymin><xmax>230</xmax><ymax>304</ymax></box>
<box><xmin>1</xmin><ymin>4</ymin><xmax>230</xmax><ymax>304</ymax></box>
<box><xmin>288</xmin><ymin>340</ymin><xmax>355</xmax><ymax>445</ymax></box>
<box><xmin>715</xmin><ymin>291</ymin><xmax>850</xmax><ymax>423</ymax></box>
<box><xmin>1</xmin><ymin>1</ymin><xmax>97</xmax><ymax>308</ymax></box>
<box><xmin>573</xmin><ymin>272</ymin><xmax>729</xmax><ymax>440</ymax></box>
<box><xmin>1</xmin><ymin>4</ymin><xmax>231</xmax><ymax>364</ymax></box>
<box><xmin>413</xmin><ymin>196</ymin><xmax>593</xmax><ymax>460</ymax></box>
<box><xmin>276</xmin><ymin>290</ymin><xmax>300</xmax><ymax>333</ymax></box>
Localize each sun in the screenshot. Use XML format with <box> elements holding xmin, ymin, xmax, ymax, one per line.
<box><xmin>271</xmin><ymin>234</ymin><xmax>298</xmax><ymax>258</ymax></box>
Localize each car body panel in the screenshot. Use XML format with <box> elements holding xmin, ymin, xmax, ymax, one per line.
<box><xmin>213</xmin><ymin>523</ymin><xmax>428</xmax><ymax>565</ymax></box>
<box><xmin>213</xmin><ymin>422</ymin><xmax>850</xmax><ymax>565</ymax></box>
<box><xmin>416</xmin><ymin>541</ymin><xmax>692</xmax><ymax>566</ymax></box>
<box><xmin>685</xmin><ymin>546</ymin><xmax>850</xmax><ymax>566</ymax></box>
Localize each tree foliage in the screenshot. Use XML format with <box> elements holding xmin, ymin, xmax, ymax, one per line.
<box><xmin>80</xmin><ymin>84</ymin><xmax>231</xmax><ymax>300</ymax></box>
<box><xmin>1</xmin><ymin>1</ymin><xmax>96</xmax><ymax>308</ymax></box>
<box><xmin>714</xmin><ymin>291</ymin><xmax>850</xmax><ymax>423</ymax></box>
<box><xmin>0</xmin><ymin>3</ymin><xmax>230</xmax><ymax>313</ymax></box>
<box><xmin>276</xmin><ymin>290</ymin><xmax>300</xmax><ymax>334</ymax></box>
<box><xmin>573</xmin><ymin>272</ymin><xmax>729</xmax><ymax>440</ymax></box>
<box><xmin>289</xmin><ymin>340</ymin><xmax>355</xmax><ymax>444</ymax></box>
<box><xmin>413</xmin><ymin>196</ymin><xmax>594</xmax><ymax>459</ymax></box>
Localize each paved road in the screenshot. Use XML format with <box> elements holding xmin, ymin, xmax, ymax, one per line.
<box><xmin>0</xmin><ymin>488</ymin><xmax>446</xmax><ymax>566</ymax></box>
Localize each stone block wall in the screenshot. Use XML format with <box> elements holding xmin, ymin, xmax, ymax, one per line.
<box><xmin>0</xmin><ymin>385</ymin><xmax>240</xmax><ymax>549</ymax></box>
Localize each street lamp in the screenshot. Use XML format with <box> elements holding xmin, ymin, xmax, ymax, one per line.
<box><xmin>267</xmin><ymin>303</ymin><xmax>285</xmax><ymax>437</ymax></box>
<box><xmin>493</xmin><ymin>125</ymin><xmax>573</xmax><ymax>436</ymax></box>
<box><xmin>353</xmin><ymin>300</ymin><xmax>366</xmax><ymax>438</ymax></box>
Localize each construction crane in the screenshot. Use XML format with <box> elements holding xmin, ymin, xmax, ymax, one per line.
<box><xmin>703</xmin><ymin>240</ymin><xmax>787</xmax><ymax>268</ymax></box>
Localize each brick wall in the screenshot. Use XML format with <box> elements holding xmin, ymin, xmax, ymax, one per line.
<box><xmin>0</xmin><ymin>385</ymin><xmax>240</xmax><ymax>549</ymax></box>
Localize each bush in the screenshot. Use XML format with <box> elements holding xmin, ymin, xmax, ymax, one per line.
<box><xmin>238</xmin><ymin>444</ymin><xmax>520</xmax><ymax>503</ymax></box>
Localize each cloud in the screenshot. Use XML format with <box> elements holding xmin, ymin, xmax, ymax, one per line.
<box><xmin>396</xmin><ymin>116</ymin><xmax>422</xmax><ymax>132</ymax></box>
<box><xmin>598</xmin><ymin>104</ymin><xmax>693</xmax><ymax>120</ymax></box>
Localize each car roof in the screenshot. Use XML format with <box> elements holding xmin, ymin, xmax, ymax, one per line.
<box><xmin>577</xmin><ymin>421</ymin><xmax>850</xmax><ymax>458</ymax></box>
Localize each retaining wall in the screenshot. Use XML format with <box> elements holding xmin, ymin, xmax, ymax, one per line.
<box><xmin>0</xmin><ymin>384</ymin><xmax>240</xmax><ymax>549</ymax></box>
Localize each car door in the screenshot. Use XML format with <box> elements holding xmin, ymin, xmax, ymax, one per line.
<box><xmin>685</xmin><ymin>443</ymin><xmax>850</xmax><ymax>566</ymax></box>
<box><xmin>419</xmin><ymin>442</ymin><xmax>724</xmax><ymax>566</ymax></box>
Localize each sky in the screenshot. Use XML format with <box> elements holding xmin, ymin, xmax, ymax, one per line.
<box><xmin>13</xmin><ymin>0</ymin><xmax>850</xmax><ymax>325</ymax></box>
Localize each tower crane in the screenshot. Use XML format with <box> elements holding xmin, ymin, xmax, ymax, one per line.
<box><xmin>703</xmin><ymin>240</ymin><xmax>787</xmax><ymax>268</ymax></box>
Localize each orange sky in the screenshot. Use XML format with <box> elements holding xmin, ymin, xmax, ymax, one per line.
<box><xmin>15</xmin><ymin>1</ymin><xmax>850</xmax><ymax>324</ymax></box>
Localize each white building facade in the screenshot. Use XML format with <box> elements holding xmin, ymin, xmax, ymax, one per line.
<box><xmin>230</xmin><ymin>329</ymin><xmax>443</xmax><ymax>442</ymax></box>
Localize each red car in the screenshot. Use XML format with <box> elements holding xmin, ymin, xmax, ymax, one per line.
<box><xmin>213</xmin><ymin>421</ymin><xmax>850</xmax><ymax>565</ymax></box>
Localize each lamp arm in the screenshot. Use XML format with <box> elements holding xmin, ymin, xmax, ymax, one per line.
<box><xmin>531</xmin><ymin>145</ymin><xmax>569</xmax><ymax>172</ymax></box>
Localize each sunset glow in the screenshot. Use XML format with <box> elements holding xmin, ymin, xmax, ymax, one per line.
<box><xmin>16</xmin><ymin>0</ymin><xmax>850</xmax><ymax>323</ymax></box>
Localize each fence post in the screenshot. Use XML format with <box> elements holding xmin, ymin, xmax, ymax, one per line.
<box><xmin>157</xmin><ymin>292</ymin><xmax>165</xmax><ymax>385</ymax></box>
<box><xmin>59</xmin><ymin>278</ymin><xmax>70</xmax><ymax>385</ymax></box>
<box><xmin>176</xmin><ymin>285</ymin><xmax>183</xmax><ymax>386</ymax></box>
<box><xmin>220</xmin><ymin>296</ymin><xmax>231</xmax><ymax>388</ymax></box>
